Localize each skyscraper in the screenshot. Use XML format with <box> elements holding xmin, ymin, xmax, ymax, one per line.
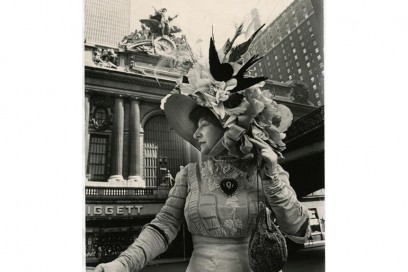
<box><xmin>244</xmin><ymin>0</ymin><xmax>324</xmax><ymax>106</ymax></box>
<box><xmin>84</xmin><ymin>0</ymin><xmax>132</xmax><ymax>47</ymax></box>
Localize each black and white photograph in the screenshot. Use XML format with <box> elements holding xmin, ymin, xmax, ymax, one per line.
<box><xmin>1</xmin><ymin>1</ymin><xmax>408</xmax><ymax>272</ymax></box>
<box><xmin>84</xmin><ymin>1</ymin><xmax>324</xmax><ymax>271</ymax></box>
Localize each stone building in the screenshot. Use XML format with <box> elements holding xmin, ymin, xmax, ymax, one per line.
<box><xmin>84</xmin><ymin>8</ymin><xmax>324</xmax><ymax>265</ymax></box>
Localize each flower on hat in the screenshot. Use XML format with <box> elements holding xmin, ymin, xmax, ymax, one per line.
<box><xmin>161</xmin><ymin>25</ymin><xmax>295</xmax><ymax>157</ymax></box>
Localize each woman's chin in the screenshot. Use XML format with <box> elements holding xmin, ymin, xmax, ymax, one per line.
<box><xmin>200</xmin><ymin>147</ymin><xmax>210</xmax><ymax>155</ymax></box>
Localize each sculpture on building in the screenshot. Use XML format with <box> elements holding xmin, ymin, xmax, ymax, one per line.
<box><xmin>117</xmin><ymin>7</ymin><xmax>194</xmax><ymax>74</ymax></box>
<box><xmin>147</xmin><ymin>7</ymin><xmax>180</xmax><ymax>37</ymax></box>
<box><xmin>92</xmin><ymin>48</ymin><xmax>118</xmax><ymax>69</ymax></box>
<box><xmin>287</xmin><ymin>80</ymin><xmax>311</xmax><ymax>104</ymax></box>
<box><xmin>118</xmin><ymin>7</ymin><xmax>184</xmax><ymax>55</ymax></box>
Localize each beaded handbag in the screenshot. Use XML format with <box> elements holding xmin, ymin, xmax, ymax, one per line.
<box><xmin>248</xmin><ymin>206</ymin><xmax>288</xmax><ymax>272</ymax></box>
<box><xmin>248</xmin><ymin>164</ymin><xmax>288</xmax><ymax>272</ymax></box>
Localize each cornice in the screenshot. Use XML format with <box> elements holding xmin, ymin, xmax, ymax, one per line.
<box><xmin>85</xmin><ymin>66</ymin><xmax>177</xmax><ymax>90</ymax></box>
<box><xmin>85</xmin><ymin>86</ymin><xmax>167</xmax><ymax>103</ymax></box>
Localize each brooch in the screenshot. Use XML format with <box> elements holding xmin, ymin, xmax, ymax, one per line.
<box><xmin>219</xmin><ymin>178</ymin><xmax>239</xmax><ymax>197</ymax></box>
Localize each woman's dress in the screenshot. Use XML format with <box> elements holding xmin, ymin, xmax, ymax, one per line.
<box><xmin>116</xmin><ymin>158</ymin><xmax>311</xmax><ymax>272</ymax></box>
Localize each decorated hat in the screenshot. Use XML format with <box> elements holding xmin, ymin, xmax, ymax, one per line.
<box><xmin>161</xmin><ymin>25</ymin><xmax>293</xmax><ymax>158</ymax></box>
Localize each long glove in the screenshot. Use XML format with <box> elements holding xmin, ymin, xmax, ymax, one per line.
<box><xmin>262</xmin><ymin>164</ymin><xmax>311</xmax><ymax>243</ymax></box>
<box><xmin>95</xmin><ymin>165</ymin><xmax>189</xmax><ymax>272</ymax></box>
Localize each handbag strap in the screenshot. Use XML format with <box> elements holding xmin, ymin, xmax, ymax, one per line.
<box><xmin>255</xmin><ymin>147</ymin><xmax>277</xmax><ymax>232</ymax></box>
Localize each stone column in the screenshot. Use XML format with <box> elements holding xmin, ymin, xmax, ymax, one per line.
<box><xmin>108</xmin><ymin>96</ymin><xmax>125</xmax><ymax>182</ymax></box>
<box><xmin>128</xmin><ymin>98</ymin><xmax>145</xmax><ymax>187</ymax></box>
<box><xmin>85</xmin><ymin>93</ymin><xmax>90</xmax><ymax>180</ymax></box>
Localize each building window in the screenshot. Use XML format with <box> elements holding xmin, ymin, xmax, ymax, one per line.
<box><xmin>87</xmin><ymin>134</ymin><xmax>109</xmax><ymax>181</ymax></box>
<box><xmin>93</xmin><ymin>106</ymin><xmax>108</xmax><ymax>125</ymax></box>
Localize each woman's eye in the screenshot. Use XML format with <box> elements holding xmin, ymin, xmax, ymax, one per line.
<box><xmin>199</xmin><ymin>121</ymin><xmax>209</xmax><ymax>127</ymax></box>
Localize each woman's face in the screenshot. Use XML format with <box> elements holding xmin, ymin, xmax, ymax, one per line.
<box><xmin>193</xmin><ymin>118</ymin><xmax>224</xmax><ymax>155</ymax></box>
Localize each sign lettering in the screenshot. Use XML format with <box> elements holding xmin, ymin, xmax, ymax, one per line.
<box><xmin>86</xmin><ymin>205</ymin><xmax>144</xmax><ymax>216</ymax></box>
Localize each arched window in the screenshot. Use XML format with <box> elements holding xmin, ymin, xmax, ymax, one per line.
<box><xmin>143</xmin><ymin>115</ymin><xmax>190</xmax><ymax>187</ymax></box>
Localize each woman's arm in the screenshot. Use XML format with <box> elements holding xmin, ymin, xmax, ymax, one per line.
<box><xmin>95</xmin><ymin>166</ymin><xmax>189</xmax><ymax>272</ymax></box>
<box><xmin>261</xmin><ymin>165</ymin><xmax>311</xmax><ymax>243</ymax></box>
<box><xmin>248</xmin><ymin>138</ymin><xmax>311</xmax><ymax>243</ymax></box>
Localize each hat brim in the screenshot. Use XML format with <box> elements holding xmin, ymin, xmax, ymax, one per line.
<box><xmin>163</xmin><ymin>94</ymin><xmax>200</xmax><ymax>150</ymax></box>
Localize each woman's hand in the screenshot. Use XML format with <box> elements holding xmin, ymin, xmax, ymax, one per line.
<box><xmin>248</xmin><ymin>138</ymin><xmax>278</xmax><ymax>176</ymax></box>
<box><xmin>94</xmin><ymin>260</ymin><xmax>127</xmax><ymax>272</ymax></box>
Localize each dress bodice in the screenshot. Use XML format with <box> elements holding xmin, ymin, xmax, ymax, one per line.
<box><xmin>184</xmin><ymin>159</ymin><xmax>261</xmax><ymax>238</ymax></box>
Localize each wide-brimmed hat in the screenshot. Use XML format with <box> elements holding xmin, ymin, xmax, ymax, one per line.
<box><xmin>163</xmin><ymin>94</ymin><xmax>200</xmax><ymax>149</ymax></box>
<box><xmin>161</xmin><ymin>25</ymin><xmax>294</xmax><ymax>158</ymax></box>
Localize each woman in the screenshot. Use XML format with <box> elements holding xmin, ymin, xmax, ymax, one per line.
<box><xmin>95</xmin><ymin>35</ymin><xmax>310</xmax><ymax>272</ymax></box>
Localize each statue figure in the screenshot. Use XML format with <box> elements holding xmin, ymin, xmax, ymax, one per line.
<box><xmin>140</xmin><ymin>23</ymin><xmax>151</xmax><ymax>40</ymax></box>
<box><xmin>93</xmin><ymin>48</ymin><xmax>117</xmax><ymax>69</ymax></box>
<box><xmin>93</xmin><ymin>48</ymin><xmax>103</xmax><ymax>64</ymax></box>
<box><xmin>140</xmin><ymin>7</ymin><xmax>180</xmax><ymax>37</ymax></box>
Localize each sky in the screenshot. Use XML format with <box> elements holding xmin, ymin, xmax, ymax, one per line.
<box><xmin>131</xmin><ymin>0</ymin><xmax>294</xmax><ymax>56</ymax></box>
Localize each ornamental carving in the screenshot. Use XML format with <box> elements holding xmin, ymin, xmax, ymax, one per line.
<box><xmin>92</xmin><ymin>48</ymin><xmax>118</xmax><ymax>69</ymax></box>
<box><xmin>89</xmin><ymin>99</ymin><xmax>114</xmax><ymax>131</ymax></box>
<box><xmin>285</xmin><ymin>106</ymin><xmax>324</xmax><ymax>141</ymax></box>
<box><xmin>287</xmin><ymin>80</ymin><xmax>310</xmax><ymax>104</ymax></box>
<box><xmin>118</xmin><ymin>7</ymin><xmax>193</xmax><ymax>74</ymax></box>
<box><xmin>119</xmin><ymin>7</ymin><xmax>181</xmax><ymax>51</ymax></box>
